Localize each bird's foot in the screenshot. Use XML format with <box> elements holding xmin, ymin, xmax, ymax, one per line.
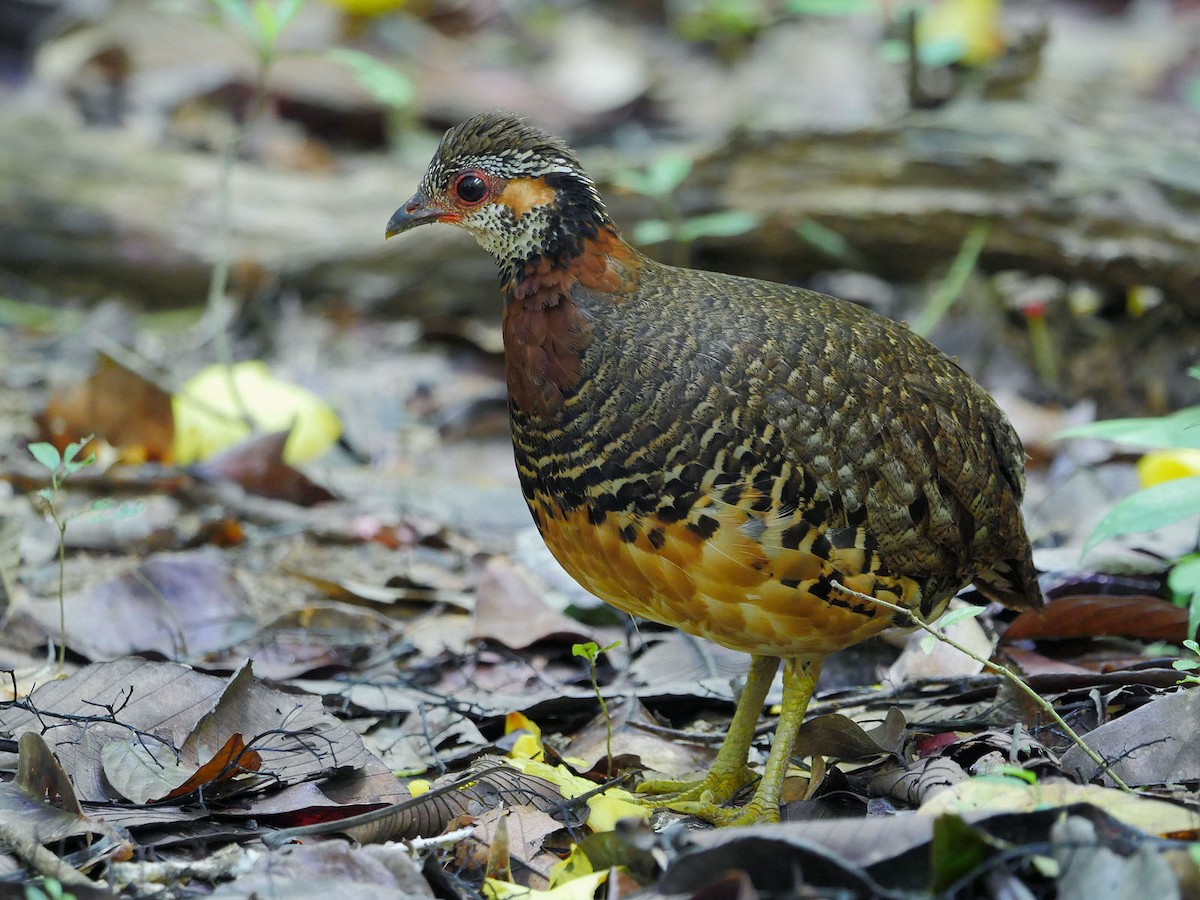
<box><xmin>666</xmin><ymin>796</ymin><xmax>780</xmax><ymax>827</ymax></box>
<box><xmin>636</xmin><ymin>765</ymin><xmax>758</xmax><ymax>807</ymax></box>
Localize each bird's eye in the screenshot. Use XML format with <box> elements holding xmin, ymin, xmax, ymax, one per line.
<box><xmin>454</xmin><ymin>173</ymin><xmax>488</xmax><ymax>204</ymax></box>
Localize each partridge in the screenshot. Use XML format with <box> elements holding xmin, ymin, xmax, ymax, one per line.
<box><xmin>386</xmin><ymin>112</ymin><xmax>1042</xmax><ymax>825</ymax></box>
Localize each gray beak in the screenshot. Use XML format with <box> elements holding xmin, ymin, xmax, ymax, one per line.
<box><xmin>385</xmin><ymin>191</ymin><xmax>446</xmax><ymax>238</ymax></box>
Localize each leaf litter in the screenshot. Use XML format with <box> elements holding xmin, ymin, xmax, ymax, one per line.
<box><xmin>3</xmin><ymin>306</ymin><xmax>1199</xmax><ymax>897</ymax></box>
<box><xmin>1</xmin><ymin>7</ymin><xmax>1200</xmax><ymax>894</ymax></box>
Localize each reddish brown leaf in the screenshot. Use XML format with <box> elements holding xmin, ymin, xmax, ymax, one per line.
<box><xmin>1003</xmin><ymin>594</ymin><xmax>1189</xmax><ymax>642</ymax></box>
<box><xmin>162</xmin><ymin>733</ymin><xmax>263</xmax><ymax>801</ymax></box>
<box><xmin>191</xmin><ymin>430</ymin><xmax>336</xmax><ymax>505</ymax></box>
<box><xmin>36</xmin><ymin>352</ymin><xmax>174</xmax><ymax>463</ymax></box>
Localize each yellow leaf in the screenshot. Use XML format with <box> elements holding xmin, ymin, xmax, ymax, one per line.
<box><xmin>506</xmin><ymin>711</ymin><xmax>542</xmax><ymax>739</ymax></box>
<box><xmin>919</xmin><ymin>777</ymin><xmax>1200</xmax><ymax>836</ymax></box>
<box><xmin>506</xmin><ymin>758</ymin><xmax>648</xmax><ymax>831</ymax></box>
<box><xmin>1138</xmin><ymin>448</ymin><xmax>1200</xmax><ymax>488</ymax></box>
<box><xmin>322</xmin><ymin>0</ymin><xmax>408</xmax><ymax>15</ymax></box>
<box><xmin>918</xmin><ymin>0</ymin><xmax>1004</xmax><ymax>67</ymax></box>
<box><xmin>585</xmin><ymin>791</ymin><xmax>648</xmax><ymax>832</ymax></box>
<box><xmin>511</xmin><ymin>733</ymin><xmax>545</xmax><ymax>762</ymax></box>
<box><xmin>408</xmin><ymin>779</ymin><xmax>431</xmax><ymax>797</ymax></box>
<box><xmin>548</xmin><ymin>845</ymin><xmax>593</xmax><ymax>889</ymax></box>
<box><xmin>484</xmin><ymin>870</ymin><xmax>608</xmax><ymax>900</ymax></box>
<box><xmin>506</xmin><ymin>712</ymin><xmax>545</xmax><ymax>761</ymax></box>
<box><xmin>171</xmin><ymin>362</ymin><xmax>341</xmax><ymax>464</ymax></box>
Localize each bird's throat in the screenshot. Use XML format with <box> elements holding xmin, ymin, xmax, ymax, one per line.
<box><xmin>501</xmin><ymin>229</ymin><xmax>639</xmax><ymax>418</ymax></box>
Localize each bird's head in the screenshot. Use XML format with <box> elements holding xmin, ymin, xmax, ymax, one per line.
<box><xmin>386</xmin><ymin>112</ymin><xmax>614</xmax><ymax>283</ymax></box>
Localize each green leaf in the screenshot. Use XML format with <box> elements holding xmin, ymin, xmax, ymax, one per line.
<box><xmin>1169</xmin><ymin>553</ymin><xmax>1200</xmax><ymax>601</ymax></box>
<box><xmin>936</xmin><ymin>605</ymin><xmax>986</xmax><ymax>630</ymax></box>
<box><xmin>794</xmin><ymin>217</ymin><xmax>868</xmax><ymax>267</ymax></box>
<box><xmin>930</xmin><ymin>814</ymin><xmax>999</xmax><ymax>893</ymax></box>
<box><xmin>787</xmin><ymin>0</ymin><xmax>876</xmax><ymax>16</ymax></box>
<box><xmin>919</xmin><ymin>36</ymin><xmax>968</xmax><ymax>68</ymax></box>
<box><xmin>572</xmin><ymin>642</ymin><xmax>600</xmax><ymax>662</ymax></box>
<box><xmin>326</xmin><ymin>48</ymin><xmax>413</xmax><ymax>110</ymax></box>
<box><xmin>28</xmin><ymin>442</ymin><xmax>61</xmax><ymax>472</ymax></box>
<box><xmin>252</xmin><ymin>0</ymin><xmax>276</xmax><ymax>44</ymax></box>
<box><xmin>921</xmin><ymin>605</ymin><xmax>985</xmax><ymax>654</ymax></box>
<box><xmin>1057</xmin><ymin>407</ymin><xmax>1200</xmax><ymax>450</ymax></box>
<box><xmin>83</xmin><ymin>500</ymin><xmax>144</xmax><ymax>524</ymax></box>
<box><xmin>1168</xmin><ymin>555</ymin><xmax>1200</xmax><ymax>639</ymax></box>
<box><xmin>270</xmin><ymin>0</ymin><xmax>306</xmax><ymax>41</ymax></box>
<box><xmin>990</xmin><ymin>765</ymin><xmax>1037</xmax><ymax>783</ymax></box>
<box><xmin>1083</xmin><ymin>476</ymin><xmax>1200</xmax><ymax>555</ymax></box>
<box><xmin>678</xmin><ymin>209</ymin><xmax>760</xmax><ymax>242</ymax></box>
<box><xmin>631</xmin><ymin>219</ymin><xmax>673</xmax><ymax>245</ymax></box>
<box><xmin>63</xmin><ymin>452</ymin><xmax>95</xmax><ymax>476</ymax></box>
<box><xmin>641</xmin><ymin>154</ymin><xmax>693</xmax><ymax>198</ymax></box>
<box><xmin>37</xmin><ymin>487</ymin><xmax>54</xmax><ymax>503</ymax></box>
<box><xmin>210</xmin><ymin>0</ymin><xmax>256</xmax><ymax>38</ymax></box>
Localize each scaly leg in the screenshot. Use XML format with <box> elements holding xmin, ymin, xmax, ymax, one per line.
<box><xmin>637</xmin><ymin>655</ymin><xmax>780</xmax><ymax>806</ymax></box>
<box><xmin>669</xmin><ymin>654</ymin><xmax>824</xmax><ymax>826</ymax></box>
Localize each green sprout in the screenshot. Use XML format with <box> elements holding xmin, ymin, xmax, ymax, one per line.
<box><xmin>615</xmin><ymin>153</ymin><xmax>759</xmax><ymax>266</ymax></box>
<box><xmin>1174</xmin><ymin>639</ymin><xmax>1200</xmax><ymax>686</ymax></box>
<box><xmin>28</xmin><ymin>438</ymin><xmax>96</xmax><ymax>669</ymax></box>
<box><xmin>572</xmin><ymin>640</ymin><xmax>621</xmax><ymax>777</ymax></box>
<box><xmin>1058</xmin><ymin>366</ymin><xmax>1200</xmax><ymax>640</ymax></box>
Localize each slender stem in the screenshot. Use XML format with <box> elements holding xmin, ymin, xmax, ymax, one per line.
<box><xmin>205</xmin><ymin>50</ymin><xmax>276</xmax><ymax>429</ymax></box>
<box><xmin>832</xmin><ymin>580</ymin><xmax>1133</xmax><ymax>793</ymax></box>
<box><xmin>55</xmin><ymin>517</ymin><xmax>66</xmax><ymax>671</ymax></box>
<box><xmin>589</xmin><ymin>660</ymin><xmax>613</xmax><ymax>777</ymax></box>
<box><xmin>911</xmin><ymin>222</ymin><xmax>990</xmax><ymax>337</ymax></box>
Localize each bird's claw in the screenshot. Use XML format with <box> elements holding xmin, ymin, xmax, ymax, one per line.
<box><xmin>636</xmin><ymin>766</ymin><xmax>758</xmax><ymax>808</ymax></box>
<box><xmin>665</xmin><ymin>797</ymin><xmax>780</xmax><ymax>826</ymax></box>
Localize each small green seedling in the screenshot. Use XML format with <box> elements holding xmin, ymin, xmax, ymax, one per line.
<box><xmin>29</xmin><ymin>438</ymin><xmax>95</xmax><ymax>668</ymax></box>
<box><xmin>572</xmin><ymin>640</ymin><xmax>621</xmax><ymax>777</ymax></box>
<box><xmin>1058</xmin><ymin>366</ymin><xmax>1200</xmax><ymax>640</ymax></box>
<box><xmin>1174</xmin><ymin>639</ymin><xmax>1200</xmax><ymax>686</ymax></box>
<box><xmin>24</xmin><ymin>877</ymin><xmax>76</xmax><ymax>900</ymax></box>
<box><xmin>920</xmin><ymin>604</ymin><xmax>985</xmax><ymax>655</ymax></box>
<box><xmin>614</xmin><ymin>154</ymin><xmax>759</xmax><ymax>265</ymax></box>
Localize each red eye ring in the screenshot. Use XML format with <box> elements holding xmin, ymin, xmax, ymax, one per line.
<box><xmin>453</xmin><ymin>172</ymin><xmax>488</xmax><ymax>204</ymax></box>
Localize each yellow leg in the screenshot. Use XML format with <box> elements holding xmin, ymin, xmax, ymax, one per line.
<box><xmin>637</xmin><ymin>655</ymin><xmax>779</xmax><ymax>806</ymax></box>
<box><xmin>669</xmin><ymin>654</ymin><xmax>824</xmax><ymax>826</ymax></box>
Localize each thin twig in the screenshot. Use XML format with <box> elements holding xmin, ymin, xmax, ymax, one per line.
<box><xmin>831</xmin><ymin>579</ymin><xmax>1133</xmax><ymax>793</ymax></box>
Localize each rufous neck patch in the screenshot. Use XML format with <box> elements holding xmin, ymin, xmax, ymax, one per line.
<box><xmin>501</xmin><ymin>178</ymin><xmax>557</xmax><ymax>218</ymax></box>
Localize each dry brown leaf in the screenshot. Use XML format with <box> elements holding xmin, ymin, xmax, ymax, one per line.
<box><xmin>1005</xmin><ymin>594</ymin><xmax>1190</xmax><ymax>642</ymax></box>
<box><xmin>1060</xmin><ymin>686</ymin><xmax>1200</xmax><ymax>787</ymax></box>
<box><xmin>793</xmin><ymin>708</ymin><xmax>907</xmax><ymax>762</ymax></box>
<box><xmin>868</xmin><ymin>757</ymin><xmax>969</xmax><ymax>806</ymax></box>
<box><xmin>1</xmin><ymin>658</ymin><xmax>375</xmax><ymax>804</ymax></box>
<box><xmin>207</xmin><ymin>840</ymin><xmax>433</xmax><ymax>900</ymax></box>
<box><xmin>192</xmin><ymin>429</ymin><xmax>337</xmax><ymax>506</ymax></box>
<box><xmin>101</xmin><ymin>732</ymin><xmax>262</xmax><ymax>804</ymax></box>
<box><xmin>18</xmin><ymin>549</ymin><xmax>257</xmax><ymax>661</ymax></box>
<box><xmin>36</xmin><ymin>352</ymin><xmax>174</xmax><ymax>463</ymax></box>
<box><xmin>566</xmin><ymin>697</ymin><xmax>715</xmax><ymax>779</ymax></box>
<box><xmin>464</xmin><ymin>806</ymin><xmax>566</xmax><ymax>889</ymax></box>
<box><xmin>472</xmin><ymin>556</ymin><xmax>593</xmax><ymax>649</ymax></box>
<box><xmin>0</xmin><ymin>734</ymin><xmax>127</xmax><ymax>866</ymax></box>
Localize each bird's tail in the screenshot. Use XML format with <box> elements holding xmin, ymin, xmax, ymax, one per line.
<box><xmin>973</xmin><ymin>551</ymin><xmax>1043</xmax><ymax>611</ymax></box>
